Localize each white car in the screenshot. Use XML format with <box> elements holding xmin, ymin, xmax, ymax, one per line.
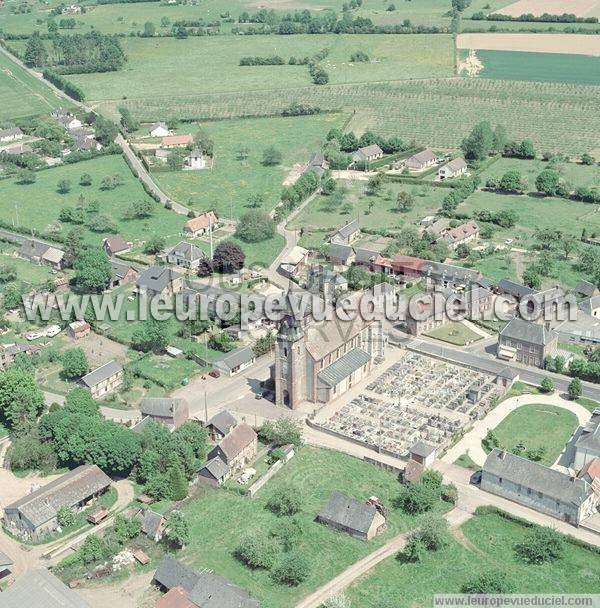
<box><xmin>26</xmin><ymin>331</ymin><xmax>44</xmax><ymax>341</ymax></box>
<box><xmin>44</xmin><ymin>324</ymin><xmax>61</xmax><ymax>337</ymax></box>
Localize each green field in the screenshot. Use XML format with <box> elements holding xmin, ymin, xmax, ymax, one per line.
<box><xmin>154</xmin><ymin>113</ymin><xmax>344</xmax><ymax>219</ymax></box>
<box><xmin>348</xmin><ymin>508</ymin><xmax>600</xmax><ymax>607</ymax></box>
<box><xmin>484</xmin><ymin>404</ymin><xmax>578</xmax><ymax>466</ymax></box>
<box><xmin>113</xmin><ymin>78</ymin><xmax>600</xmax><ymax>155</ymax></box>
<box><xmin>0</xmin><ymin>50</ymin><xmax>71</xmax><ymax>121</ymax></box>
<box><xmin>179</xmin><ymin>446</ymin><xmax>444</xmax><ymax>608</ymax></box>
<box><xmin>425</xmin><ymin>321</ymin><xmax>483</xmax><ymax>345</ymax></box>
<box><xmin>66</xmin><ymin>34</ymin><xmax>454</xmax><ymax>102</ymax></box>
<box><xmin>470</xmin><ymin>50</ymin><xmax>600</xmax><ymax>86</ymax></box>
<box><xmin>1</xmin><ymin>154</ymin><xmax>185</xmax><ymax>249</ymax></box>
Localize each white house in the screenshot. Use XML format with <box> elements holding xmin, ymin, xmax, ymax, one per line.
<box><xmin>438</xmin><ymin>157</ymin><xmax>467</xmax><ymax>180</ymax></box>
<box><xmin>148</xmin><ymin>121</ymin><xmax>169</xmax><ymax>137</ymax></box>
<box><xmin>0</xmin><ymin>127</ymin><xmax>24</xmax><ymax>143</ymax></box>
<box><xmin>185</xmin><ymin>148</ymin><xmax>206</xmax><ymax>170</ymax></box>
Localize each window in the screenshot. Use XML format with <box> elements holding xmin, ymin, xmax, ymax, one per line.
<box><xmin>498</xmin><ymin>477</ymin><xmax>503</xmax><ymax>485</ymax></box>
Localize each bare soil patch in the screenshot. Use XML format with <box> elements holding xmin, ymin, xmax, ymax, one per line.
<box><xmin>457</xmin><ymin>33</ymin><xmax>600</xmax><ymax>56</ymax></box>
<box><xmin>495</xmin><ymin>0</ymin><xmax>600</xmax><ymax>18</ymax></box>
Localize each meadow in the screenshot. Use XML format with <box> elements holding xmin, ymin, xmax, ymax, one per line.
<box><xmin>0</xmin><ymin>50</ymin><xmax>71</xmax><ymax>121</ymax></box>
<box><xmin>179</xmin><ymin>446</ymin><xmax>445</xmax><ymax>608</ymax></box>
<box><xmin>483</xmin><ymin>404</ymin><xmax>578</xmax><ymax>465</ymax></box>
<box><xmin>471</xmin><ymin>49</ymin><xmax>600</xmax><ymax>85</ymax></box>
<box><xmin>67</xmin><ymin>34</ymin><xmax>455</xmax><ymax>102</ymax></box>
<box><xmin>113</xmin><ymin>78</ymin><xmax>600</xmax><ymax>155</ymax></box>
<box><xmin>347</xmin><ymin>508</ymin><xmax>600</xmax><ymax>607</ymax></box>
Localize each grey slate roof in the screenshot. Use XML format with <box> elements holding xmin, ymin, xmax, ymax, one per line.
<box><xmin>354</xmin><ymin>247</ymin><xmax>379</xmax><ymax>264</ymax></box>
<box><xmin>4</xmin><ymin>465</ymin><xmax>111</xmax><ymax>528</ymax></box>
<box><xmin>154</xmin><ymin>557</ymin><xmax>201</xmax><ymax>592</ymax></box>
<box><xmin>80</xmin><ymin>360</ymin><xmax>123</xmax><ymax>388</ymax></box>
<box><xmin>421</xmin><ymin>261</ymin><xmax>481</xmax><ymax>284</ymax></box>
<box><xmin>318</xmin><ymin>491</ymin><xmax>378</xmax><ymax>534</ymax></box>
<box><xmin>483</xmin><ymin>449</ymin><xmax>591</xmax><ymax>507</ymax></box>
<box><xmin>329</xmin><ymin>243</ymin><xmax>354</xmax><ymax>263</ymax></box>
<box><xmin>207</xmin><ymin>410</ymin><xmax>237</xmax><ymax>436</ymax></box>
<box><xmin>137</xmin><ymin>265</ymin><xmax>181</xmax><ymax>293</ymax></box>
<box><xmin>352</xmin><ymin>143</ymin><xmax>383</xmax><ymax>161</ymax></box>
<box><xmin>190</xmin><ymin>572</ymin><xmax>260</xmax><ymax>608</ymax></box>
<box><xmin>111</xmin><ymin>259</ymin><xmax>136</xmax><ymax>282</ymax></box>
<box><xmin>575</xmin><ymin>280</ymin><xmax>597</xmax><ymax>298</ymax></box>
<box><xmin>0</xmin><ymin>550</ymin><xmax>13</xmax><ymax>568</ymax></box>
<box><xmin>141</xmin><ymin>397</ymin><xmax>187</xmax><ymax>418</ymax></box>
<box><xmin>406</xmin><ymin>148</ymin><xmax>436</xmax><ymax>167</ymax></box>
<box><xmin>333</xmin><ymin>219</ymin><xmax>360</xmax><ymax>241</ymax></box>
<box><xmin>134</xmin><ymin>508</ymin><xmax>165</xmax><ymax>538</ymax></box>
<box><xmin>1</xmin><ymin>569</ymin><xmax>91</xmax><ymax>608</ymax></box>
<box><xmin>579</xmin><ymin>295</ymin><xmax>600</xmax><ymax>316</ymax></box>
<box><xmin>499</xmin><ymin>318</ymin><xmax>556</xmax><ymax>346</ymax></box>
<box><xmin>216</xmin><ymin>346</ymin><xmax>255</xmax><ymax>371</ymax></box>
<box><xmin>210</xmin><ymin>423</ymin><xmax>257</xmax><ymax>461</ymax></box>
<box><xmin>575</xmin><ymin>409</ymin><xmax>600</xmax><ymax>452</ymax></box>
<box><xmin>497</xmin><ymin>279</ymin><xmax>535</xmax><ymax>299</ymax></box>
<box><xmin>410</xmin><ymin>441</ymin><xmax>436</xmax><ymax>459</ymax></box>
<box><xmin>0</xmin><ymin>127</ymin><xmax>23</xmax><ymax>139</ymax></box>
<box><xmin>318</xmin><ymin>348</ymin><xmax>371</xmax><ymax>387</ymax></box>
<box><xmin>200</xmin><ymin>456</ymin><xmax>230</xmax><ymax>480</ymax></box>
<box><xmin>167</xmin><ymin>241</ymin><xmax>206</xmax><ymax>262</ymax></box>
<box><xmin>442</xmin><ymin>157</ymin><xmax>467</xmax><ymax>173</ymax></box>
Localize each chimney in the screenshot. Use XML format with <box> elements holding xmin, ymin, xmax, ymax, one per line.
<box><xmin>499</xmin><ymin>449</ymin><xmax>507</xmax><ymax>460</ymax></box>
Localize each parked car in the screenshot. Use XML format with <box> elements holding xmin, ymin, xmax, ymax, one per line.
<box><xmin>26</xmin><ymin>331</ymin><xmax>44</xmax><ymax>341</ymax></box>
<box><xmin>470</xmin><ymin>470</ymin><xmax>482</xmax><ymax>485</ymax></box>
<box><xmin>209</xmin><ymin>369</ymin><xmax>220</xmax><ymax>378</ymax></box>
<box><xmin>44</xmin><ymin>324</ymin><xmax>61</xmax><ymax>337</ymax></box>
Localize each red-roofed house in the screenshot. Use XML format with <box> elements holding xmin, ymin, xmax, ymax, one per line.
<box><xmin>103</xmin><ymin>235</ymin><xmax>131</xmax><ymax>257</ymax></box>
<box><xmin>390</xmin><ymin>255</ymin><xmax>427</xmax><ymax>279</ymax></box>
<box><xmin>443</xmin><ymin>220</ymin><xmax>479</xmax><ymax>249</ymax></box>
<box><xmin>161</xmin><ymin>134</ymin><xmax>193</xmax><ymax>148</ymax></box>
<box><xmin>183</xmin><ymin>211</ymin><xmax>219</xmax><ymax>237</ymax></box>
<box><xmin>578</xmin><ymin>458</ymin><xmax>600</xmax><ymax>484</ymax></box>
<box><xmin>155</xmin><ymin>586</ymin><xmax>195</xmax><ymax>608</ymax></box>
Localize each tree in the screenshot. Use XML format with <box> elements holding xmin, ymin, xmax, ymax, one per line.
<box><xmin>61</xmin><ymin>348</ymin><xmax>89</xmax><ymax>379</ymax></box>
<box><xmin>169</xmin><ymin>461</ymin><xmax>188</xmax><ymax>501</ymax></box>
<box><xmin>462</xmin><ymin>570</ymin><xmax>515</xmax><ymax>594</ymax></box>
<box><xmin>515</xmin><ymin>526</ymin><xmax>564</xmax><ymax>565</ymax></box>
<box><xmin>64</xmin><ymin>227</ymin><xmax>84</xmax><ymax>267</ymax></box>
<box><xmin>263</xmin><ymin>146</ymin><xmax>283</xmax><ymax>166</ymax></box>
<box><xmin>236</xmin><ymin>533</ymin><xmax>280</xmax><ymax>569</ymax></box>
<box><xmin>421</xmin><ymin>469</ymin><xmax>443</xmax><ymax>491</ymax></box>
<box><xmin>541</xmin><ymin>377</ymin><xmax>554</xmax><ymax>393</ymax></box>
<box><xmin>0</xmin><ymin>264</ymin><xmax>17</xmax><ymax>284</ymax></box>
<box><xmin>461</xmin><ymin>121</ymin><xmax>494</xmax><ymax>161</ymax></box>
<box><xmin>412</xmin><ymin>513</ymin><xmax>449</xmax><ymax>551</ymax></box>
<box><xmin>132</xmin><ymin>319</ymin><xmax>170</xmax><ymax>353</ymax></box>
<box><xmin>208</xmin><ymin>330</ymin><xmax>235</xmax><ymax>353</ymax></box>
<box><xmin>17</xmin><ymin>169</ymin><xmax>36</xmax><ymax>184</ymax></box>
<box><xmin>143</xmin><ymin>234</ymin><xmax>166</xmax><ymax>254</ymax></box>
<box><xmin>142</xmin><ymin>21</ymin><xmax>156</xmax><ymax>37</ymax></box>
<box><xmin>94</xmin><ymin>115</ymin><xmax>118</xmax><ymax>146</ymax></box>
<box><xmin>79</xmin><ymin>173</ymin><xmax>92</xmax><ymax>186</ymax></box>
<box><xmin>339</xmin><ymin>132</ymin><xmax>359</xmax><ymax>152</ymax></box>
<box><xmin>0</xmin><ymin>369</ymin><xmax>44</xmax><ymax>431</ymax></box>
<box><xmin>270</xmin><ymin>518</ymin><xmax>303</xmax><ymax>550</ymax></box>
<box><xmin>57</xmin><ymin>179</ymin><xmax>71</xmax><ymax>194</ymax></box>
<box><xmin>559</xmin><ymin>235</ymin><xmax>578</xmax><ymax>260</ymax></box>
<box><xmin>499</xmin><ymin>170</ymin><xmax>526</xmax><ymax>193</ymax></box>
<box><xmin>2</xmin><ymin>283</ymin><xmax>22</xmax><ymax>310</ymax></box>
<box><xmin>194</xmin><ymin>128</ymin><xmax>214</xmax><ymax>156</ymax></box>
<box><xmin>366</xmin><ymin>174</ymin><xmax>383</xmax><ymax>195</ymax></box>
<box><xmin>118</xmin><ymin>106</ymin><xmax>139</xmax><ymax>133</ymax></box>
<box><xmin>396</xmin><ymin>191</ymin><xmax>414</xmax><ymax>212</ymax></box>
<box><xmin>267</xmin><ymin>485</ymin><xmax>302</xmax><ymax>516</ymax></box>
<box><xmin>57</xmin><ymin>506</ymin><xmax>75</xmax><ymax>528</ymax></box>
<box><xmin>126</xmin><ymin>199</ymin><xmax>154</xmax><ymax>219</ymax></box>
<box><xmin>235</xmin><ymin>211</ymin><xmax>275</xmax><ymax>243</ymax></box>
<box><xmin>247</xmin><ymin>193</ymin><xmax>264</xmax><ymax>208</ymax></box>
<box><xmin>400</xmin><ymin>535</ymin><xmax>428</xmax><ymax>563</ymax></box>
<box><xmin>535</xmin><ymin>169</ymin><xmax>560</xmax><ymax>196</ymax></box>
<box><xmin>24</xmin><ymin>31</ymin><xmax>47</xmax><ymax>67</ymax></box>
<box><xmin>212</xmin><ymin>240</ymin><xmax>245</xmax><ymax>273</ymax></box>
<box><xmin>73</xmin><ymin>248</ymin><xmax>111</xmax><ymax>292</ymax></box>
<box><xmin>395</xmin><ymin>483</ymin><xmax>437</xmax><ymax>514</ymax></box>
<box><xmin>519</xmin><ymin>139</ymin><xmax>535</xmax><ymax>159</ymax></box>
<box><xmin>492</xmin><ymin>124</ymin><xmax>507</xmax><ymax>154</ymax></box>
<box><xmin>271</xmin><ymin>551</ymin><xmax>311</xmax><ymax>586</ymax></box>
<box><xmin>80</xmin><ymin>535</ymin><xmax>106</xmax><ymax>565</ymax></box>
<box><xmin>166</xmin><ymin>510</ymin><xmax>190</xmax><ymax>548</ymax></box>
<box><xmin>568</xmin><ymin>377</ymin><xmax>582</xmax><ymax>400</ymax></box>
<box><xmin>258</xmin><ymin>418</ymin><xmax>303</xmax><ymax>447</ymax></box>
<box><xmin>581</xmin><ymin>152</ymin><xmax>594</xmax><ymax>166</ymax></box>
<box><xmin>522</xmin><ymin>266</ymin><xmax>542</xmax><ymax>290</ymax></box>
<box><xmin>65</xmin><ymin>387</ymin><xmax>99</xmax><ymax>416</ymax></box>
<box><xmin>197</xmin><ymin>257</ymin><xmax>213</xmax><ymax>277</ymax></box>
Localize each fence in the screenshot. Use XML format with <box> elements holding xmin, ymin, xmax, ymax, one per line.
<box><xmin>246</xmin><ymin>450</ymin><xmax>295</xmax><ymax>498</ymax></box>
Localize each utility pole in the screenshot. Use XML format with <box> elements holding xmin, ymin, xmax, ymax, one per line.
<box><xmin>204</xmin><ymin>389</ymin><xmax>208</xmax><ymax>424</ymax></box>
<box><xmin>209</xmin><ymin>214</ymin><xmax>214</xmax><ymax>258</ymax></box>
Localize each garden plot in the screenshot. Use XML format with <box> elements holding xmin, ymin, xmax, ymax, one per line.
<box><xmin>318</xmin><ymin>352</ymin><xmax>500</xmax><ymax>457</ymax></box>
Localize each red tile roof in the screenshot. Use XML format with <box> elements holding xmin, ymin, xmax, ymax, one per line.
<box><xmin>161</xmin><ymin>134</ymin><xmax>193</xmax><ymax>147</ymax></box>
<box><xmin>155</xmin><ymin>587</ymin><xmax>195</xmax><ymax>608</ymax></box>
<box><xmin>391</xmin><ymin>255</ymin><xmax>427</xmax><ymax>274</ymax></box>
<box><xmin>184</xmin><ymin>211</ymin><xmax>218</xmax><ymax>233</ymax></box>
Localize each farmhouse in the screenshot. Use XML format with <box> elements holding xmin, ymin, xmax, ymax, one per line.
<box><xmin>133</xmin><ymin>508</ymin><xmax>166</xmax><ymax>542</ymax></box>
<box><xmin>304</xmin><ymin>151</ymin><xmax>329</xmax><ymax>176</ymax></box>
<box><xmin>80</xmin><ymin>360</ymin><xmax>124</xmax><ymax>398</ymax></box>
<box><xmin>424</xmin><ymin>217</ymin><xmax>451</xmax><ymax>238</ymax></box>
<box><xmin>153</xmin><ymin>557</ymin><xmax>259</xmax><ymax>608</ymax></box>
<box><xmin>274</xmin><ymin>295</ymin><xmax>385</xmax><ymax>408</ymax></box>
<box><xmin>213</xmin><ymin>346</ymin><xmax>256</xmax><ymax>376</ymax></box>
<box><xmin>3</xmin><ymin>465</ymin><xmax>111</xmax><ymax>541</ymax></box>
<box><xmin>317</xmin><ymin>491</ymin><xmax>386</xmax><ymax>541</ymax></box>
<box><xmin>161</xmin><ymin>134</ymin><xmax>193</xmax><ymax>148</ymax></box>
<box><xmin>278</xmin><ymin>245</ymin><xmax>309</xmax><ymax>278</ymax></box>
<box><xmin>443</xmin><ymin>220</ymin><xmax>480</xmax><ymax>249</ymax></box>
<box><xmin>149</xmin><ymin>121</ymin><xmax>170</xmax><ymax>137</ymax></box>
<box><xmin>329</xmin><ymin>219</ymin><xmax>360</xmax><ymax>245</ymax></box>
<box><xmin>166</xmin><ymin>241</ymin><xmax>206</xmax><ymax>270</ymax></box>
<box><xmin>481</xmin><ymin>448</ymin><xmax>598</xmax><ymax>526</ymax></box>
<box><xmin>0</xmin><ymin>343</ymin><xmax>40</xmax><ymax>369</ymax></box>
<box><xmin>208</xmin><ymin>423</ymin><xmax>258</xmax><ymax>472</ymax></box>
<box><xmin>374</xmin><ymin>254</ymin><xmax>426</xmax><ymax>279</ymax></box>
<box><xmin>404</xmin><ymin>149</ymin><xmax>437</xmax><ymax>171</ymax></box>
<box><xmin>329</xmin><ymin>243</ymin><xmax>354</xmax><ymax>267</ymax></box>
<box><xmin>137</xmin><ymin>265</ymin><xmax>184</xmax><ymax>298</ymax></box>
<box><xmin>67</xmin><ymin>320</ymin><xmax>91</xmax><ymax>340</ymax></box>
<box><xmin>19</xmin><ymin>239</ymin><xmax>65</xmax><ymax>269</ymax></box>
<box><xmin>206</xmin><ymin>409</ymin><xmax>237</xmax><ymax>441</ymax></box>
<box><xmin>140</xmin><ymin>397</ymin><xmax>189</xmax><ymax>430</ymax></box>
<box><xmin>0</xmin><ymin>127</ymin><xmax>23</xmax><ymax>143</ymax></box>
<box><xmin>421</xmin><ymin>261</ymin><xmax>482</xmax><ymax>289</ymax></box>
<box><xmin>351</xmin><ymin>143</ymin><xmax>384</xmax><ymax>165</ymax></box>
<box><xmin>184</xmin><ymin>211</ymin><xmax>219</xmax><ymax>237</ymax></box>
<box><xmin>497</xmin><ymin>318</ymin><xmax>558</xmax><ymax>368</ymax></box>
<box><xmin>579</xmin><ymin>295</ymin><xmax>600</xmax><ymax>318</ymax></box>
<box><xmin>573</xmin><ymin>409</ymin><xmax>600</xmax><ymax>470</ymax></box>
<box><xmin>185</xmin><ymin>148</ymin><xmax>206</xmax><ymax>170</ymax></box>
<box><xmin>109</xmin><ymin>259</ymin><xmax>139</xmax><ymax>289</ymax></box>
<box><xmin>198</xmin><ymin>456</ymin><xmax>230</xmax><ymax>487</ymax></box>
<box><xmin>103</xmin><ymin>235</ymin><xmax>131</xmax><ymax>257</ymax></box>
<box><xmin>438</xmin><ymin>157</ymin><xmax>467</xmax><ymax>179</ymax></box>
<box><xmin>1</xmin><ymin>569</ymin><xmax>91</xmax><ymax>608</ymax></box>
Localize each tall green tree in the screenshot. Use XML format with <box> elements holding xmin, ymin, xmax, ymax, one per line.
<box><xmin>73</xmin><ymin>248</ymin><xmax>111</xmax><ymax>292</ymax></box>
<box><xmin>461</xmin><ymin>121</ymin><xmax>494</xmax><ymax>161</ymax></box>
<box><xmin>24</xmin><ymin>31</ymin><xmax>47</xmax><ymax>67</ymax></box>
<box><xmin>0</xmin><ymin>369</ymin><xmax>44</xmax><ymax>430</ymax></box>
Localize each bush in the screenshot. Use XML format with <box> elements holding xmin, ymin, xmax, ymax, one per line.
<box><xmin>235</xmin><ymin>533</ymin><xmax>280</xmax><ymax>569</ymax></box>
<box><xmin>80</xmin><ymin>535</ymin><xmax>106</xmax><ymax>564</ymax></box>
<box><xmin>462</xmin><ymin>570</ymin><xmax>515</xmax><ymax>593</ymax></box>
<box><xmin>395</xmin><ymin>483</ymin><xmax>437</xmax><ymax>514</ymax></box>
<box><xmin>441</xmin><ymin>483</ymin><xmax>458</xmax><ymax>504</ymax></box>
<box><xmin>271</xmin><ymin>551</ymin><xmax>311</xmax><ymax>586</ymax></box>
<box><xmin>541</xmin><ymin>377</ymin><xmax>554</xmax><ymax>393</ymax></box>
<box><xmin>421</xmin><ymin>469</ymin><xmax>443</xmax><ymax>491</ymax></box>
<box><xmin>57</xmin><ymin>506</ymin><xmax>76</xmax><ymax>528</ymax></box>
<box><xmin>515</xmin><ymin>526</ymin><xmax>564</xmax><ymax>564</ymax></box>
<box><xmin>270</xmin><ymin>518</ymin><xmax>304</xmax><ymax>550</ymax></box>
<box><xmin>267</xmin><ymin>485</ymin><xmax>302</xmax><ymax>516</ymax></box>
<box><xmin>235</xmin><ymin>210</ymin><xmax>275</xmax><ymax>243</ymax></box>
<box><xmin>412</xmin><ymin>513</ymin><xmax>449</xmax><ymax>551</ymax></box>
<box><xmin>399</xmin><ymin>535</ymin><xmax>427</xmax><ymax>562</ymax></box>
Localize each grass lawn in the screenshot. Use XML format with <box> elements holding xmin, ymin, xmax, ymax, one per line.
<box><xmin>576</xmin><ymin>397</ymin><xmax>600</xmax><ymax>413</ymax></box>
<box><xmin>154</xmin><ymin>114</ymin><xmax>343</xmax><ymax>220</ymax></box>
<box><xmin>454</xmin><ymin>452</ymin><xmax>480</xmax><ymax>471</ymax></box>
<box><xmin>0</xmin><ymin>50</ymin><xmax>71</xmax><ymax>121</ymax></box>
<box><xmin>0</xmin><ymin>242</ymin><xmax>69</xmax><ymax>289</ymax></box>
<box><xmin>472</xmin><ymin>252</ymin><xmax>518</xmax><ymax>283</ymax></box>
<box><xmin>68</xmin><ymin>34</ymin><xmax>455</xmax><ymax>102</ymax></box>
<box><xmin>424</xmin><ymin>322</ymin><xmax>483</xmax><ymax>346</ymax></box>
<box><xmin>179</xmin><ymin>446</ymin><xmax>445</xmax><ymax>608</ymax></box>
<box><xmin>347</xmin><ymin>508</ymin><xmax>600</xmax><ymax>606</ymax></box>
<box><xmin>484</xmin><ymin>404</ymin><xmax>578</xmax><ymax>466</ymax></box>
<box><xmin>1</xmin><ymin>154</ymin><xmax>185</xmax><ymax>250</ymax></box>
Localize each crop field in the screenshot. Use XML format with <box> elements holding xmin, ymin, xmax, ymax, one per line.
<box><xmin>494</xmin><ymin>0</ymin><xmax>600</xmax><ymax>18</ymax></box>
<box><xmin>457</xmin><ymin>32</ymin><xmax>600</xmax><ymax>55</ymax></box>
<box><xmin>0</xmin><ymin>50</ymin><xmax>71</xmax><ymax>121</ymax></box>
<box><xmin>113</xmin><ymin>78</ymin><xmax>600</xmax><ymax>156</ymax></box>
<box><xmin>67</xmin><ymin>34</ymin><xmax>454</xmax><ymax>102</ymax></box>
<box><xmin>154</xmin><ymin>113</ymin><xmax>345</xmax><ymax>218</ymax></box>
<box><xmin>0</xmin><ymin>155</ymin><xmax>185</xmax><ymax>249</ymax></box>
<box><xmin>461</xmin><ymin>18</ymin><xmax>600</xmax><ymax>30</ymax></box>
<box><xmin>465</xmin><ymin>50</ymin><xmax>600</xmax><ymax>85</ymax></box>
<box><xmin>348</xmin><ymin>509</ymin><xmax>600</xmax><ymax>607</ymax></box>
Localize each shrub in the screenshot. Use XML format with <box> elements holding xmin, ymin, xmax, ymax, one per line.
<box><xmin>235</xmin><ymin>533</ymin><xmax>280</xmax><ymax>569</ymax></box>
<box><xmin>515</xmin><ymin>526</ymin><xmax>564</xmax><ymax>564</ymax></box>
<box><xmin>57</xmin><ymin>506</ymin><xmax>76</xmax><ymax>528</ymax></box>
<box><xmin>267</xmin><ymin>485</ymin><xmax>302</xmax><ymax>516</ymax></box>
<box><xmin>395</xmin><ymin>483</ymin><xmax>437</xmax><ymax>514</ymax></box>
<box><xmin>441</xmin><ymin>483</ymin><xmax>458</xmax><ymax>504</ymax></box>
<box><xmin>462</xmin><ymin>569</ymin><xmax>515</xmax><ymax>593</ymax></box>
<box><xmin>271</xmin><ymin>551</ymin><xmax>311</xmax><ymax>586</ymax></box>
<box><xmin>235</xmin><ymin>210</ymin><xmax>275</xmax><ymax>243</ymax></box>
<box><xmin>421</xmin><ymin>469</ymin><xmax>443</xmax><ymax>491</ymax></box>
<box><xmin>270</xmin><ymin>518</ymin><xmax>303</xmax><ymax>551</ymax></box>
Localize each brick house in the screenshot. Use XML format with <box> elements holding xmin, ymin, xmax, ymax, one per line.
<box><xmin>208</xmin><ymin>423</ymin><xmax>257</xmax><ymax>472</ymax></box>
<box><xmin>497</xmin><ymin>318</ymin><xmax>558</xmax><ymax>368</ymax></box>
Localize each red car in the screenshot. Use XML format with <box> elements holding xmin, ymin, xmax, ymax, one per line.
<box><xmin>209</xmin><ymin>370</ymin><xmax>221</xmax><ymax>378</ymax></box>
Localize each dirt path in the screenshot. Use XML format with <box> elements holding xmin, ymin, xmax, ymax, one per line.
<box><xmin>77</xmin><ymin>571</ymin><xmax>156</xmax><ymax>608</ymax></box>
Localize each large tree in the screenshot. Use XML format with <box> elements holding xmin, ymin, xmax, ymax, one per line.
<box><xmin>131</xmin><ymin>318</ymin><xmax>170</xmax><ymax>353</ymax></box>
<box><xmin>0</xmin><ymin>369</ymin><xmax>44</xmax><ymax>431</ymax></box>
<box><xmin>461</xmin><ymin>121</ymin><xmax>494</xmax><ymax>161</ymax></box>
<box><xmin>535</xmin><ymin>169</ymin><xmax>560</xmax><ymax>196</ymax></box>
<box><xmin>74</xmin><ymin>247</ymin><xmax>112</xmax><ymax>292</ymax></box>
<box><xmin>212</xmin><ymin>240</ymin><xmax>245</xmax><ymax>273</ymax></box>
<box><xmin>235</xmin><ymin>211</ymin><xmax>275</xmax><ymax>243</ymax></box>
<box><xmin>61</xmin><ymin>348</ymin><xmax>89</xmax><ymax>379</ymax></box>
<box><xmin>24</xmin><ymin>31</ymin><xmax>47</xmax><ymax>67</ymax></box>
